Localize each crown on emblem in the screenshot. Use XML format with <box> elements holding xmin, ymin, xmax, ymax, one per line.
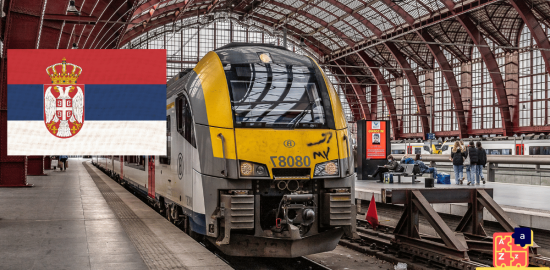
<box><xmin>46</xmin><ymin>57</ymin><xmax>83</xmax><ymax>85</ymax></box>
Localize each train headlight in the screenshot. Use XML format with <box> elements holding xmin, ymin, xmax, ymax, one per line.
<box><xmin>240</xmin><ymin>162</ymin><xmax>253</xmax><ymax>176</ymax></box>
<box><xmin>314</xmin><ymin>160</ymin><xmax>339</xmax><ymax>176</ymax></box>
<box><xmin>239</xmin><ymin>161</ymin><xmax>269</xmax><ymax>178</ymax></box>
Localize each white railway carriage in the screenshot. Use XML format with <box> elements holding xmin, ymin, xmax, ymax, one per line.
<box><xmin>391</xmin><ymin>136</ymin><xmax>550</xmax><ymax>156</ymax></box>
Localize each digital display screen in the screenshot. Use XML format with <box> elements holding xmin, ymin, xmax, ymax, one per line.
<box><xmin>366</xmin><ymin>120</ymin><xmax>386</xmax><ymax>159</ymax></box>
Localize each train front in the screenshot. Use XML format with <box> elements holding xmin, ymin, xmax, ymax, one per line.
<box><xmin>195</xmin><ymin>44</ymin><xmax>356</xmax><ymax>257</ymax></box>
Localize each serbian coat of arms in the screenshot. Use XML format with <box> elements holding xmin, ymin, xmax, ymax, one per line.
<box><xmin>44</xmin><ymin>57</ymin><xmax>84</xmax><ymax>138</ymax></box>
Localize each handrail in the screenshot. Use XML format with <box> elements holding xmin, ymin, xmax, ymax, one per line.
<box><xmin>393</xmin><ymin>154</ymin><xmax>550</xmax><ymax>165</ymax></box>
<box><xmin>217</xmin><ymin>133</ymin><xmax>228</xmax><ymax>177</ymax></box>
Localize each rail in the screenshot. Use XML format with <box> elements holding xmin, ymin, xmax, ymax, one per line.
<box><xmin>392</xmin><ymin>154</ymin><xmax>550</xmax><ymax>183</ymax></box>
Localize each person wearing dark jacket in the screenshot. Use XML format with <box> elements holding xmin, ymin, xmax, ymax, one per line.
<box><xmin>414</xmin><ymin>154</ymin><xmax>437</xmax><ymax>179</ymax></box>
<box><xmin>369</xmin><ymin>155</ymin><xmax>403</xmax><ymax>182</ymax></box>
<box><xmin>476</xmin><ymin>142</ymin><xmax>487</xmax><ymax>184</ymax></box>
<box><xmin>465</xmin><ymin>141</ymin><xmax>479</xmax><ymax>185</ymax></box>
<box><xmin>451</xmin><ymin>141</ymin><xmax>466</xmax><ymax>184</ymax></box>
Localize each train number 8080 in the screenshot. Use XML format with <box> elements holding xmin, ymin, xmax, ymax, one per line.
<box><xmin>270</xmin><ymin>156</ymin><xmax>311</xmax><ymax>167</ymax></box>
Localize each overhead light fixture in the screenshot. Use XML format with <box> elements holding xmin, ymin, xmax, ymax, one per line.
<box><xmin>67</xmin><ymin>1</ymin><xmax>80</xmax><ymax>15</ymax></box>
<box><xmin>72</xmin><ymin>43</ymin><xmax>78</xmax><ymax>49</ymax></box>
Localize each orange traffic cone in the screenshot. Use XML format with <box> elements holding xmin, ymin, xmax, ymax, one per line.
<box><xmin>365</xmin><ymin>194</ymin><xmax>379</xmax><ymax>230</ymax></box>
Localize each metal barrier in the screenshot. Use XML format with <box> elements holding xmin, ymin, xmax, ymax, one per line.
<box><xmin>393</xmin><ymin>154</ymin><xmax>550</xmax><ymax>183</ymax></box>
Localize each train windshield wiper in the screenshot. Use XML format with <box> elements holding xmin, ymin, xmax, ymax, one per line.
<box><xmin>290</xmin><ymin>86</ymin><xmax>315</xmax><ymax>129</ymax></box>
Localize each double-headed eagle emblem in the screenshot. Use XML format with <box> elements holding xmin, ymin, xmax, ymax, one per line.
<box><xmin>44</xmin><ymin>58</ymin><xmax>84</xmax><ymax>138</ymax></box>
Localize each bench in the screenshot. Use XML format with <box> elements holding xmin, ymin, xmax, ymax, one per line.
<box><xmin>389</xmin><ymin>164</ymin><xmax>423</xmax><ymax>183</ymax></box>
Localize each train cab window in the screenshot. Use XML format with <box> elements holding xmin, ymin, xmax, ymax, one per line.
<box><xmin>225</xmin><ymin>63</ymin><xmax>328</xmax><ymax>128</ymax></box>
<box><xmin>176</xmin><ymin>95</ymin><xmax>196</xmax><ymax>148</ymax></box>
<box><xmin>160</xmin><ymin>115</ymin><xmax>171</xmax><ymax>165</ymax></box>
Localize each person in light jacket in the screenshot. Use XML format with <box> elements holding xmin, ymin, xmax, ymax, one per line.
<box><xmin>451</xmin><ymin>141</ymin><xmax>466</xmax><ymax>185</ymax></box>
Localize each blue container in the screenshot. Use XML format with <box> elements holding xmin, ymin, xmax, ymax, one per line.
<box><xmin>436</xmin><ymin>173</ymin><xmax>451</xmax><ymax>184</ymax></box>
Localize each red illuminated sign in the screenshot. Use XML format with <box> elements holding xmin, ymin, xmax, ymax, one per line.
<box><xmin>366</xmin><ymin>121</ymin><xmax>386</xmax><ymax>159</ymax></box>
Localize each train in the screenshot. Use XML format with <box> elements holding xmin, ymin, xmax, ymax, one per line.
<box><xmin>92</xmin><ymin>43</ymin><xmax>356</xmax><ymax>258</ymax></box>
<box><xmin>391</xmin><ymin>135</ymin><xmax>550</xmax><ymax>156</ymax></box>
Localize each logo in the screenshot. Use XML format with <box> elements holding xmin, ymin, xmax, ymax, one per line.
<box><xmin>44</xmin><ymin>58</ymin><xmax>84</xmax><ymax>138</ymax></box>
<box><xmin>493</xmin><ymin>231</ymin><xmax>530</xmax><ymax>267</ymax></box>
<box><xmin>178</xmin><ymin>153</ymin><xmax>184</xmax><ymax>179</ymax></box>
<box><xmin>283</xmin><ymin>140</ymin><xmax>295</xmax><ymax>148</ymax></box>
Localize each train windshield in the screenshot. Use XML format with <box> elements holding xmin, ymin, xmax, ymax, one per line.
<box><xmin>225</xmin><ymin>63</ymin><xmax>327</xmax><ymax>128</ymax></box>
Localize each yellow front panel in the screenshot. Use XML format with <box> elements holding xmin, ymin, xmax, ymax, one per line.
<box><xmin>210</xmin><ymin>127</ymin><xmax>237</xmax><ymax>159</ymax></box>
<box><xmin>336</xmin><ymin>129</ymin><xmax>350</xmax><ymax>159</ymax></box>
<box><xmin>194</xmin><ymin>52</ymin><xmax>234</xmax><ymax>129</ymax></box>
<box><xmin>235</xmin><ymin>129</ymin><xmax>342</xmax><ymax>178</ymax></box>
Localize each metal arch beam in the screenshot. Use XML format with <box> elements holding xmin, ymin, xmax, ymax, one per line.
<box><xmin>509</xmin><ymin>0</ymin><xmax>550</xmax><ymax>77</ymax></box>
<box><xmin>384</xmin><ymin>42</ymin><xmax>430</xmax><ymax>138</ymax></box>
<box><xmin>330</xmin><ymin>67</ymin><xmax>364</xmax><ymax>121</ymax></box>
<box><xmin>119</xmin><ymin>10</ymin><xmax>206</xmax><ymax>46</ymax></box>
<box><xmin>379</xmin><ymin>0</ymin><xmax>465</xmax><ymax>137</ymax></box>
<box><xmin>458</xmin><ymin>17</ymin><xmax>512</xmax><ymax>135</ymax></box>
<box><xmin>127</xmin><ymin>0</ymin><xmax>192</xmax><ymax>30</ymax></box>
<box><xmin>364</xmin><ymin>0</ymin><xmax>430</xmax><ymax>138</ymax></box>
<box><xmin>334</xmin><ymin>59</ymin><xmax>371</xmax><ymax>120</ymax></box>
<box><xmin>440</xmin><ymin>1</ymin><xmax>512</xmax><ymax>135</ymax></box>
<box><xmin>418</xmin><ymin>30</ymin><xmax>468</xmax><ymax>138</ymax></box>
<box><xmin>356</xmin><ymin>51</ymin><xmax>400</xmax><ymax>138</ymax></box>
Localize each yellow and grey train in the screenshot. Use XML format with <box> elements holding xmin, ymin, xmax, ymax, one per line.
<box><xmin>93</xmin><ymin>43</ymin><xmax>356</xmax><ymax>257</ymax></box>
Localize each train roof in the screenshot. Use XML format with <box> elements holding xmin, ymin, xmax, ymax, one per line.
<box><xmin>213</xmin><ymin>42</ymin><xmax>314</xmax><ymax>67</ymax></box>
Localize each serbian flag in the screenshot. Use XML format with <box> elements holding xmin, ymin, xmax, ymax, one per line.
<box><xmin>7</xmin><ymin>50</ymin><xmax>167</xmax><ymax>155</ymax></box>
<box><xmin>366</xmin><ymin>194</ymin><xmax>379</xmax><ymax>230</ymax></box>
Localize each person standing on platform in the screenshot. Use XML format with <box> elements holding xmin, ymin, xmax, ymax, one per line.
<box><xmin>414</xmin><ymin>154</ymin><xmax>437</xmax><ymax>179</ymax></box>
<box><xmin>451</xmin><ymin>141</ymin><xmax>466</xmax><ymax>185</ymax></box>
<box><xmin>353</xmin><ymin>145</ymin><xmax>358</xmax><ymax>173</ymax></box>
<box><xmin>476</xmin><ymin>142</ymin><xmax>487</xmax><ymax>184</ymax></box>
<box><xmin>59</xmin><ymin>155</ymin><xmax>68</xmax><ymax>171</ymax></box>
<box><xmin>465</xmin><ymin>141</ymin><xmax>479</xmax><ymax>185</ymax></box>
<box><xmin>369</xmin><ymin>155</ymin><xmax>403</xmax><ymax>182</ymax></box>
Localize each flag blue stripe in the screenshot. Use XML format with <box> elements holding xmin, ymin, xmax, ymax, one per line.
<box><xmin>8</xmin><ymin>84</ymin><xmax>166</xmax><ymax>121</ymax></box>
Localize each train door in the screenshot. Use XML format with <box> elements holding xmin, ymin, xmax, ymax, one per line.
<box><xmin>148</xmin><ymin>156</ymin><xmax>155</xmax><ymax>198</ymax></box>
<box><xmin>407</xmin><ymin>146</ymin><xmax>412</xmax><ymax>154</ymax></box>
<box><xmin>515</xmin><ymin>144</ymin><xmax>524</xmax><ymax>155</ymax></box>
<box><xmin>176</xmin><ymin>95</ymin><xmax>194</xmax><ymax>210</ymax></box>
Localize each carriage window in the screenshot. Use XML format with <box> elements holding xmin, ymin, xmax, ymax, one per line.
<box><xmin>530</xmin><ymin>146</ymin><xmax>541</xmax><ymax>155</ymax></box>
<box><xmin>176</xmin><ymin>96</ymin><xmax>196</xmax><ymax>148</ymax></box>
<box><xmin>414</xmin><ymin>148</ymin><xmax>421</xmax><ymax>154</ymax></box>
<box><xmin>160</xmin><ymin>115</ymin><xmax>171</xmax><ymax>165</ymax></box>
<box><xmin>225</xmin><ymin>63</ymin><xmax>327</xmax><ymax>128</ymax></box>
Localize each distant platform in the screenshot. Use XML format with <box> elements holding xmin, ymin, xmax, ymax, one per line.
<box><xmin>355</xmin><ymin>178</ymin><xmax>550</xmax><ymax>231</ymax></box>
<box><xmin>0</xmin><ymin>159</ymin><xmax>231</xmax><ymax>270</ymax></box>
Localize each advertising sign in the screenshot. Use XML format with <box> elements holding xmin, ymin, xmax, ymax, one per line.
<box><xmin>366</xmin><ymin>120</ymin><xmax>387</xmax><ymax>159</ymax></box>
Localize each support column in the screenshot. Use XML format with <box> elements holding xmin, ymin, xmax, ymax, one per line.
<box><xmin>505</xmin><ymin>52</ymin><xmax>519</xmax><ymax>130</ymax></box>
<box><xmin>0</xmin><ymin>0</ymin><xmax>38</xmax><ymax>187</ymax></box>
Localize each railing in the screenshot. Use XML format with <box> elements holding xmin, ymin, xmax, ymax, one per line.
<box><xmin>392</xmin><ymin>154</ymin><xmax>550</xmax><ymax>183</ymax></box>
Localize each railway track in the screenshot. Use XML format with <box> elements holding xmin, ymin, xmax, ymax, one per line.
<box><xmin>93</xmin><ymin>161</ymin><xmax>333</xmax><ymax>270</ymax></box>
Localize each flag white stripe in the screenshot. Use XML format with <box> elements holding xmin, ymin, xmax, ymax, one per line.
<box><xmin>8</xmin><ymin>121</ymin><xmax>166</xmax><ymax>155</ymax></box>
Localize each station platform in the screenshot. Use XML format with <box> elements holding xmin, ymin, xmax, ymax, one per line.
<box><xmin>355</xmin><ymin>179</ymin><xmax>550</xmax><ymax>231</ymax></box>
<box><xmin>0</xmin><ymin>159</ymin><xmax>231</xmax><ymax>270</ymax></box>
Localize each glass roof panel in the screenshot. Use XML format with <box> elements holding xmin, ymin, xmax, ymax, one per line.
<box><xmin>398</xmin><ymin>0</ymin><xmax>430</xmax><ymax>19</ymax></box>
<box><xmin>357</xmin><ymin>6</ymin><xmax>393</xmax><ymax>32</ymax></box>
<box><xmin>372</xmin><ymin>1</ymin><xmax>406</xmax><ymax>26</ymax></box>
